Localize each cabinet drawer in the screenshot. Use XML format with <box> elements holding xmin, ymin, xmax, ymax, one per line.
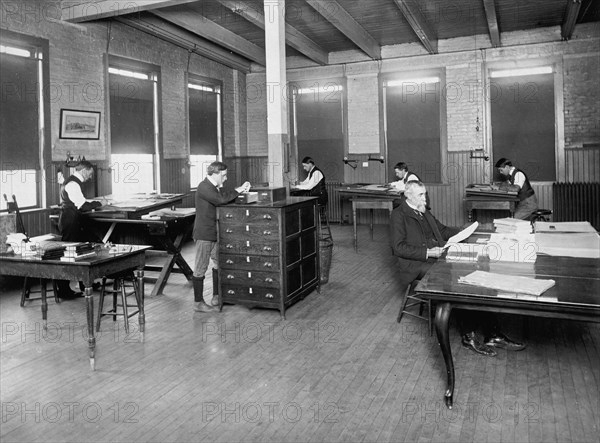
<box><xmin>220</xmin><ymin>254</ymin><xmax>280</xmax><ymax>271</ymax></box>
<box><xmin>222</xmin><ymin>285</ymin><xmax>280</xmax><ymax>302</ymax></box>
<box><xmin>219</xmin><ymin>239</ymin><xmax>279</xmax><ymax>256</ymax></box>
<box><xmin>221</xmin><ymin>269</ymin><xmax>280</xmax><ymax>288</ymax></box>
<box><xmin>220</xmin><ymin>224</ymin><xmax>280</xmax><ymax>238</ymax></box>
<box><xmin>219</xmin><ymin>207</ymin><xmax>279</xmax><ymax>226</ymax></box>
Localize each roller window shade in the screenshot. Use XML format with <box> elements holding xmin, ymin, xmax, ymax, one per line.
<box><xmin>0</xmin><ymin>53</ymin><xmax>39</xmax><ymax>169</ymax></box>
<box><xmin>189</xmin><ymin>88</ymin><xmax>218</xmax><ymax>156</ymax></box>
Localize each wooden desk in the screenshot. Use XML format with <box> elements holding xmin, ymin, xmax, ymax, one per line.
<box><xmin>415</xmin><ymin>255</ymin><xmax>600</xmax><ymax>408</ymax></box>
<box><xmin>337</xmin><ymin>184</ymin><xmax>403</xmax><ymax>200</ymax></box>
<box><xmin>0</xmin><ymin>245</ymin><xmax>150</xmax><ymax>370</ymax></box>
<box><xmin>464</xmin><ymin>196</ymin><xmax>518</xmax><ymax>222</ymax></box>
<box><xmin>88</xmin><ymin>193</ymin><xmax>184</xmax><ymax>220</ymax></box>
<box><xmin>350</xmin><ymin>198</ymin><xmax>394</xmax><ymax>251</ymax></box>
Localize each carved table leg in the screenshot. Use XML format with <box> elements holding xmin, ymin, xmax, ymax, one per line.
<box><xmin>85</xmin><ymin>286</ymin><xmax>95</xmax><ymax>370</ymax></box>
<box><xmin>435</xmin><ymin>302</ymin><xmax>454</xmax><ymax>409</ymax></box>
<box><xmin>135</xmin><ymin>269</ymin><xmax>145</xmax><ymax>342</ymax></box>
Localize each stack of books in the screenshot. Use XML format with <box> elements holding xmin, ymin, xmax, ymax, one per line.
<box><xmin>37</xmin><ymin>241</ymin><xmax>67</xmax><ymax>260</ymax></box>
<box><xmin>60</xmin><ymin>242</ymin><xmax>97</xmax><ymax>262</ymax></box>
<box><xmin>493</xmin><ymin>217</ymin><xmax>532</xmax><ymax>234</ymax></box>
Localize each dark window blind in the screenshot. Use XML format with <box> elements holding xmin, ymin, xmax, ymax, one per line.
<box><xmin>295</xmin><ymin>87</ymin><xmax>344</xmax><ymax>182</ymax></box>
<box><xmin>189</xmin><ymin>88</ymin><xmax>218</xmax><ymax>156</ymax></box>
<box><xmin>385</xmin><ymin>82</ymin><xmax>441</xmax><ymax>183</ymax></box>
<box><xmin>491</xmin><ymin>73</ymin><xmax>555</xmax><ymax>181</ymax></box>
<box><xmin>0</xmin><ymin>53</ymin><xmax>39</xmax><ymax>169</ymax></box>
<box><xmin>109</xmin><ymin>73</ymin><xmax>155</xmax><ymax>155</ymax></box>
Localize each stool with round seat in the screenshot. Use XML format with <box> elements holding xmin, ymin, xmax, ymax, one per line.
<box><xmin>397</xmin><ymin>280</ymin><xmax>433</xmax><ymax>336</ymax></box>
<box><xmin>96</xmin><ymin>271</ymin><xmax>141</xmax><ymax>334</ymax></box>
<box><xmin>530</xmin><ymin>209</ymin><xmax>552</xmax><ymax>225</ymax></box>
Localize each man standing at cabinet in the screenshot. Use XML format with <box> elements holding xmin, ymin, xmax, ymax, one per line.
<box><xmin>193</xmin><ymin>161</ymin><xmax>250</xmax><ymax>312</ymax></box>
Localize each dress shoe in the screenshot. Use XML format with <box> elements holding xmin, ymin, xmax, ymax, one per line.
<box><xmin>58</xmin><ymin>290</ymin><xmax>83</xmax><ymax>300</ymax></box>
<box><xmin>485</xmin><ymin>332</ymin><xmax>526</xmax><ymax>351</ymax></box>
<box><xmin>461</xmin><ymin>332</ymin><xmax>497</xmax><ymax>357</ymax></box>
<box><xmin>210</xmin><ymin>296</ymin><xmax>220</xmax><ymax>307</ymax></box>
<box><xmin>194</xmin><ymin>301</ymin><xmax>218</xmax><ymax>313</ymax></box>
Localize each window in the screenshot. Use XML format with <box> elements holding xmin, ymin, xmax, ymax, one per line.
<box><xmin>108</xmin><ymin>59</ymin><xmax>160</xmax><ymax>195</ymax></box>
<box><xmin>188</xmin><ymin>77</ymin><xmax>221</xmax><ymax>188</ymax></box>
<box><xmin>489</xmin><ymin>66</ymin><xmax>556</xmax><ymax>181</ymax></box>
<box><xmin>0</xmin><ymin>32</ymin><xmax>48</xmax><ymax>211</ymax></box>
<box><xmin>383</xmin><ymin>72</ymin><xmax>446</xmax><ymax>183</ymax></box>
<box><xmin>290</xmin><ymin>79</ymin><xmax>345</xmax><ymax>183</ymax></box>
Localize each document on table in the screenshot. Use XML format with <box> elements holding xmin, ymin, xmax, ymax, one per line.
<box><xmin>443</xmin><ymin>222</ymin><xmax>479</xmax><ymax>249</ymax></box>
<box><xmin>458</xmin><ymin>270</ymin><xmax>555</xmax><ymax>296</ymax></box>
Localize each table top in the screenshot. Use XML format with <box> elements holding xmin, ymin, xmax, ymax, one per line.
<box><xmin>337</xmin><ymin>184</ymin><xmax>403</xmax><ymax>199</ymax></box>
<box><xmin>88</xmin><ymin>193</ymin><xmax>184</xmax><ymax>219</ymax></box>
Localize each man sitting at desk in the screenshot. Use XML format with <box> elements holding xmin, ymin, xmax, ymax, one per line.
<box><xmin>495</xmin><ymin>157</ymin><xmax>539</xmax><ymax>220</ymax></box>
<box><xmin>193</xmin><ymin>161</ymin><xmax>250</xmax><ymax>313</ymax></box>
<box><xmin>56</xmin><ymin>160</ymin><xmax>102</xmax><ymax>299</ymax></box>
<box><xmin>388</xmin><ymin>162</ymin><xmax>421</xmax><ymax>192</ymax></box>
<box><xmin>290</xmin><ymin>157</ymin><xmax>328</xmax><ymax>206</ymax></box>
<box><xmin>391</xmin><ymin>181</ymin><xmax>525</xmax><ymax>356</ymax></box>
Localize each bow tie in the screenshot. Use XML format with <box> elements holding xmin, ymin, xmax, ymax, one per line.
<box><xmin>413</xmin><ymin>209</ymin><xmax>423</xmax><ymax>218</ymax></box>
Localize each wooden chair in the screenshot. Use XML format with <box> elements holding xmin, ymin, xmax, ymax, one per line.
<box><xmin>96</xmin><ymin>272</ymin><xmax>142</xmax><ymax>334</ymax></box>
<box><xmin>397</xmin><ymin>280</ymin><xmax>433</xmax><ymax>336</ymax></box>
<box><xmin>318</xmin><ymin>204</ymin><xmax>333</xmax><ymax>243</ymax></box>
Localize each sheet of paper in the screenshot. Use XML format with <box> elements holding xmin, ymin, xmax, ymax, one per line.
<box><xmin>443</xmin><ymin>221</ymin><xmax>479</xmax><ymax>249</ymax></box>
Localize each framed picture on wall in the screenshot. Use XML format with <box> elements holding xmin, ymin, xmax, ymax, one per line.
<box><xmin>59</xmin><ymin>109</ymin><xmax>101</xmax><ymax>140</ymax></box>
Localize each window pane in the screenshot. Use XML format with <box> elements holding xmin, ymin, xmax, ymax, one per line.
<box><xmin>490</xmin><ymin>73</ymin><xmax>555</xmax><ymax>181</ymax></box>
<box><xmin>190</xmin><ymin>155</ymin><xmax>218</xmax><ymax>188</ymax></box>
<box><xmin>0</xmin><ymin>170</ymin><xmax>37</xmax><ymax>210</ymax></box>
<box><xmin>110</xmin><ymin>154</ymin><xmax>155</xmax><ymax>195</ymax></box>
<box><xmin>385</xmin><ymin>81</ymin><xmax>441</xmax><ymax>183</ymax></box>
<box><xmin>189</xmin><ymin>87</ymin><xmax>219</xmax><ymax>156</ymax></box>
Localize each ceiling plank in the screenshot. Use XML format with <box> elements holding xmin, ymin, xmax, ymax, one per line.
<box><xmin>62</xmin><ymin>0</ymin><xmax>200</xmax><ymax>23</ymax></box>
<box><xmin>218</xmin><ymin>0</ymin><xmax>329</xmax><ymax>65</ymax></box>
<box><xmin>115</xmin><ymin>15</ymin><xmax>252</xmax><ymax>72</ymax></box>
<box><xmin>392</xmin><ymin>0</ymin><xmax>438</xmax><ymax>54</ymax></box>
<box><xmin>152</xmin><ymin>8</ymin><xmax>266</xmax><ymax>65</ymax></box>
<box><xmin>305</xmin><ymin>0</ymin><xmax>381</xmax><ymax>59</ymax></box>
<box><xmin>482</xmin><ymin>0</ymin><xmax>501</xmax><ymax>47</ymax></box>
<box><xmin>561</xmin><ymin>0</ymin><xmax>582</xmax><ymax>40</ymax></box>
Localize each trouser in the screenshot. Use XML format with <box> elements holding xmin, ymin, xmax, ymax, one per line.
<box><xmin>194</xmin><ymin>240</ymin><xmax>218</xmax><ymax>278</ymax></box>
<box><xmin>514</xmin><ymin>194</ymin><xmax>539</xmax><ymax>220</ymax></box>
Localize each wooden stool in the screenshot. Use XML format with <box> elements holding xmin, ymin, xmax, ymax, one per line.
<box><xmin>21</xmin><ymin>278</ymin><xmax>60</xmax><ymax>307</ymax></box>
<box><xmin>96</xmin><ymin>272</ymin><xmax>141</xmax><ymax>334</ymax></box>
<box><xmin>318</xmin><ymin>204</ymin><xmax>333</xmax><ymax>242</ymax></box>
<box><xmin>397</xmin><ymin>280</ymin><xmax>432</xmax><ymax>336</ymax></box>
<box><xmin>531</xmin><ymin>209</ymin><xmax>552</xmax><ymax>224</ymax></box>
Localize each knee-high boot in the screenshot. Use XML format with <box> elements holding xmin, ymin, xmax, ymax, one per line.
<box><xmin>211</xmin><ymin>269</ymin><xmax>220</xmax><ymax>306</ymax></box>
<box><xmin>193</xmin><ymin>276</ymin><xmax>216</xmax><ymax>312</ymax></box>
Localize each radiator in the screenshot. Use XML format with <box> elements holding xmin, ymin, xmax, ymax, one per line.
<box><xmin>552</xmin><ymin>182</ymin><xmax>600</xmax><ymax>230</ymax></box>
<box><xmin>326</xmin><ymin>181</ymin><xmax>343</xmax><ymax>223</ymax></box>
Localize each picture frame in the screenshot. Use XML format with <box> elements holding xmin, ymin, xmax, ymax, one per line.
<box><xmin>59</xmin><ymin>109</ymin><xmax>101</xmax><ymax>140</ymax></box>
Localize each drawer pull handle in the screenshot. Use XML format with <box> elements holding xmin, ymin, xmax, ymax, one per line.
<box><xmin>226</xmin><ymin>244</ymin><xmax>233</xmax><ymax>249</ymax></box>
<box><xmin>225</xmin><ymin>213</ymin><xmax>233</xmax><ymax>219</ymax></box>
<box><xmin>227</xmin><ymin>275</ymin><xmax>235</xmax><ymax>279</ymax></box>
<box><xmin>263</xmin><ymin>214</ymin><xmax>272</xmax><ymax>220</ymax></box>
<box><xmin>226</xmin><ymin>259</ymin><xmax>234</xmax><ymax>264</ymax></box>
<box><xmin>265</xmin><ymin>293</ymin><xmax>274</xmax><ymax>299</ymax></box>
<box><xmin>263</xmin><ymin>262</ymin><xmax>272</xmax><ymax>268</ymax></box>
<box><xmin>265</xmin><ymin>278</ymin><xmax>273</xmax><ymax>283</ymax></box>
<box><xmin>227</xmin><ymin>290</ymin><xmax>235</xmax><ymax>295</ymax></box>
<box><xmin>263</xmin><ymin>246</ymin><xmax>272</xmax><ymax>251</ymax></box>
<box><xmin>225</xmin><ymin>228</ymin><xmax>233</xmax><ymax>233</ymax></box>
<box><xmin>263</xmin><ymin>230</ymin><xmax>271</xmax><ymax>235</ymax></box>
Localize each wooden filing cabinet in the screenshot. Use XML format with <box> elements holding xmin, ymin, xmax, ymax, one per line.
<box><xmin>217</xmin><ymin>197</ymin><xmax>319</xmax><ymax>319</ymax></box>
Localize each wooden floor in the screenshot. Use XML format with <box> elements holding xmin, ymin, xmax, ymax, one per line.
<box><xmin>1</xmin><ymin>224</ymin><xmax>599</xmax><ymax>442</ymax></box>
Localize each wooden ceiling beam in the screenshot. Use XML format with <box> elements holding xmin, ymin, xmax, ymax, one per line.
<box><xmin>305</xmin><ymin>0</ymin><xmax>380</xmax><ymax>59</ymax></box>
<box><xmin>482</xmin><ymin>0</ymin><xmax>501</xmax><ymax>47</ymax></box>
<box><xmin>152</xmin><ymin>7</ymin><xmax>266</xmax><ymax>65</ymax></box>
<box><xmin>561</xmin><ymin>0</ymin><xmax>582</xmax><ymax>40</ymax></box>
<box><xmin>115</xmin><ymin>15</ymin><xmax>252</xmax><ymax>73</ymax></box>
<box><xmin>61</xmin><ymin>0</ymin><xmax>200</xmax><ymax>23</ymax></box>
<box><xmin>218</xmin><ymin>0</ymin><xmax>328</xmax><ymax>65</ymax></box>
<box><xmin>393</xmin><ymin>0</ymin><xmax>438</xmax><ymax>54</ymax></box>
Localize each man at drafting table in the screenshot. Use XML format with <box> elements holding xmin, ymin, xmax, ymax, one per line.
<box><xmin>391</xmin><ymin>180</ymin><xmax>525</xmax><ymax>356</ymax></box>
<box><xmin>495</xmin><ymin>157</ymin><xmax>539</xmax><ymax>220</ymax></box>
<box><xmin>388</xmin><ymin>162</ymin><xmax>421</xmax><ymax>192</ymax></box>
<box><xmin>290</xmin><ymin>157</ymin><xmax>328</xmax><ymax>205</ymax></box>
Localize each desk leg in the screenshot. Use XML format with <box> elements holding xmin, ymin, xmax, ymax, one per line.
<box><xmin>370</xmin><ymin>209</ymin><xmax>374</xmax><ymax>240</ymax></box>
<box><xmin>85</xmin><ymin>286</ymin><xmax>95</xmax><ymax>371</ymax></box>
<box><xmin>41</xmin><ymin>279</ymin><xmax>48</xmax><ymax>331</ymax></box>
<box><xmin>135</xmin><ymin>269</ymin><xmax>145</xmax><ymax>343</ymax></box>
<box><xmin>352</xmin><ymin>204</ymin><xmax>358</xmax><ymax>252</ymax></box>
<box><xmin>435</xmin><ymin>302</ymin><xmax>454</xmax><ymax>409</ymax></box>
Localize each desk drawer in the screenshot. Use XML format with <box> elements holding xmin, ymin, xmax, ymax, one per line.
<box><xmin>219</xmin><ymin>207</ymin><xmax>279</xmax><ymax>226</ymax></box>
<box><xmin>222</xmin><ymin>285</ymin><xmax>280</xmax><ymax>302</ymax></box>
<box><xmin>220</xmin><ymin>224</ymin><xmax>279</xmax><ymax>238</ymax></box>
<box><xmin>221</xmin><ymin>269</ymin><xmax>280</xmax><ymax>288</ymax></box>
<box><xmin>219</xmin><ymin>239</ymin><xmax>279</xmax><ymax>256</ymax></box>
<box><xmin>220</xmin><ymin>254</ymin><xmax>280</xmax><ymax>271</ymax></box>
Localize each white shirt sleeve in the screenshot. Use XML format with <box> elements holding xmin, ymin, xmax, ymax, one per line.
<box><xmin>64</xmin><ymin>180</ymin><xmax>86</xmax><ymax>209</ymax></box>
<box><xmin>390</xmin><ymin>180</ymin><xmax>405</xmax><ymax>191</ymax></box>
<box><xmin>512</xmin><ymin>171</ymin><xmax>526</xmax><ymax>189</ymax></box>
<box><xmin>295</xmin><ymin>169</ymin><xmax>324</xmax><ymax>190</ymax></box>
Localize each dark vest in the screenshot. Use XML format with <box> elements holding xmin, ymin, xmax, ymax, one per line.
<box><xmin>308</xmin><ymin>166</ymin><xmax>328</xmax><ymax>205</ymax></box>
<box><xmin>509</xmin><ymin>168</ymin><xmax>535</xmax><ymax>201</ymax></box>
<box><xmin>60</xmin><ymin>175</ymin><xmax>83</xmax><ymax>209</ymax></box>
<box><xmin>403</xmin><ymin>171</ymin><xmax>421</xmax><ymax>184</ymax></box>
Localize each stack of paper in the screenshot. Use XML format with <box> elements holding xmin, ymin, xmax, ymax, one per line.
<box><xmin>445</xmin><ymin>243</ymin><xmax>486</xmax><ymax>262</ymax></box>
<box><xmin>484</xmin><ymin>233</ymin><xmax>538</xmax><ymax>263</ymax></box>
<box><xmin>534</xmin><ymin>221</ymin><xmax>600</xmax><ymax>258</ymax></box>
<box><xmin>493</xmin><ymin>217</ymin><xmax>532</xmax><ymax>234</ymax></box>
<box><xmin>458</xmin><ymin>270</ymin><xmax>555</xmax><ymax>296</ymax></box>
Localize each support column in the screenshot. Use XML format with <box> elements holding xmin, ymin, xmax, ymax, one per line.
<box><xmin>264</xmin><ymin>0</ymin><xmax>288</xmax><ymax>187</ymax></box>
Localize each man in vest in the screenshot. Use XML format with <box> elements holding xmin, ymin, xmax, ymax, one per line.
<box><xmin>57</xmin><ymin>160</ymin><xmax>102</xmax><ymax>299</ymax></box>
<box><xmin>495</xmin><ymin>158</ymin><xmax>539</xmax><ymax>220</ymax></box>
<box><xmin>389</xmin><ymin>162</ymin><xmax>420</xmax><ymax>192</ymax></box>
<box><xmin>291</xmin><ymin>157</ymin><xmax>328</xmax><ymax>206</ymax></box>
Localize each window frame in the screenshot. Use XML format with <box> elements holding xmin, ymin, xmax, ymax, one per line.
<box><xmin>381</xmin><ymin>68</ymin><xmax>448</xmax><ymax>184</ymax></box>
<box><xmin>0</xmin><ymin>29</ymin><xmax>50</xmax><ymax>211</ymax></box>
